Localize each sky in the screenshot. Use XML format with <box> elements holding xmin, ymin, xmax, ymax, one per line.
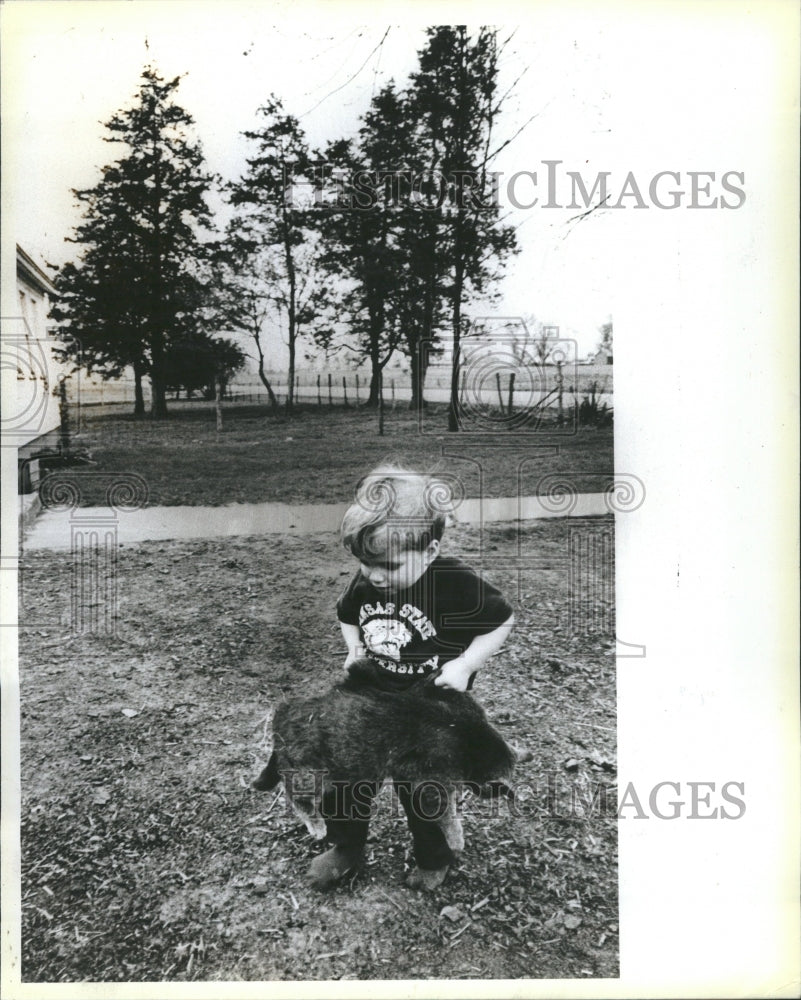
<box><xmin>1</xmin><ymin>3</ymin><xmax>620</xmax><ymax>360</ymax></box>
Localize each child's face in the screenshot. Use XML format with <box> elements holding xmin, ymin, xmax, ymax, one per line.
<box><xmin>357</xmin><ymin>531</ymin><xmax>439</xmax><ymax>593</ymax></box>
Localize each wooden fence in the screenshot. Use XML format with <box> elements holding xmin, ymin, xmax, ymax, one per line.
<box><xmin>67</xmin><ymin>365</ymin><xmax>613</xmax><ymax>413</ymax></box>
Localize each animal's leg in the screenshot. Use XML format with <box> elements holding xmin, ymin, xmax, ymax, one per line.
<box><xmin>308</xmin><ymin>844</ymin><xmax>366</xmax><ymax>890</ymax></box>
<box><xmin>286</xmin><ymin>795</ymin><xmax>326</xmax><ymax>840</ymax></box>
<box><xmin>437</xmin><ymin>785</ymin><xmax>464</xmax><ymax>853</ymax></box>
<box><xmin>395</xmin><ymin>780</ymin><xmax>456</xmax><ymax>890</ymax></box>
<box><xmin>308</xmin><ymin>779</ymin><xmax>378</xmax><ymax>890</ymax></box>
<box><xmin>253</xmin><ymin>754</ymin><xmax>327</xmax><ymax>838</ymax></box>
<box><xmin>251</xmin><ymin>751</ymin><xmax>280</xmax><ymax>791</ymax></box>
<box><xmin>406</xmin><ymin>865</ymin><xmax>449</xmax><ymax>891</ymax></box>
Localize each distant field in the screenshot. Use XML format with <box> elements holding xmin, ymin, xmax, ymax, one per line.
<box><xmin>53</xmin><ymin>402</ymin><xmax>614</xmax><ymax>507</ymax></box>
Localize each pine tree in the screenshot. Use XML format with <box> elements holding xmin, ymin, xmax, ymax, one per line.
<box><xmin>308</xmin><ymin>81</ymin><xmax>450</xmax><ymax>412</ymax></box>
<box><xmin>309</xmin><ymin>30</ymin><xmax>517</xmax><ymax>420</ymax></box>
<box><xmin>52</xmin><ymin>66</ymin><xmax>215</xmax><ymax>418</ymax></box>
<box><xmin>355</xmin><ymin>82</ymin><xmax>444</xmax><ymax>411</ymax></box>
<box><xmin>310</xmin><ymin>91</ymin><xmax>408</xmax><ymax>408</ymax></box>
<box><xmin>227</xmin><ymin>97</ymin><xmax>321</xmax><ymax>412</ymax></box>
<box><xmin>409</xmin><ymin>27</ymin><xmax>518</xmax><ymax>428</ymax></box>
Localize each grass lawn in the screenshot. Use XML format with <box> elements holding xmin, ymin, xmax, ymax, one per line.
<box><xmin>59</xmin><ymin>402</ymin><xmax>614</xmax><ymax>506</ymax></box>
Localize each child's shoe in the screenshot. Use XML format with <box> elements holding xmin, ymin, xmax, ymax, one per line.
<box><xmin>405</xmin><ymin>865</ymin><xmax>449</xmax><ymax>891</ymax></box>
<box><xmin>307</xmin><ymin>845</ymin><xmax>363</xmax><ymax>890</ymax></box>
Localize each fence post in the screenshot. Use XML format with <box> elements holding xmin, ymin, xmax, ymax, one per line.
<box><xmin>328</xmin><ymin>372</ymin><xmax>333</xmax><ymax>407</ymax></box>
<box><xmin>342</xmin><ymin>375</ymin><xmax>349</xmax><ymax>407</ymax></box>
<box><xmin>507</xmin><ymin>372</ymin><xmax>515</xmax><ymax>416</ymax></box>
<box><xmin>495</xmin><ymin>371</ymin><xmax>505</xmax><ymax>414</ymax></box>
<box><xmin>390</xmin><ymin>379</ymin><xmax>395</xmax><ymax>410</ymax></box>
<box><xmin>556</xmin><ymin>360</ymin><xmax>564</xmax><ymax>427</ymax></box>
<box><xmin>296</xmin><ymin>374</ymin><xmax>300</xmax><ymax>404</ymax></box>
<box><xmin>355</xmin><ymin>373</ymin><xmax>360</xmax><ymax>405</ymax></box>
<box><xmin>317</xmin><ymin>373</ymin><xmax>322</xmax><ymax>406</ymax></box>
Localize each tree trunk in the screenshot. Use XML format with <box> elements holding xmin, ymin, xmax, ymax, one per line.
<box><xmin>252</xmin><ymin>330</ymin><xmax>279</xmax><ymax>410</ymax></box>
<box><xmin>149</xmin><ymin>331</ymin><xmax>168</xmax><ymax>419</ymax></box>
<box><xmin>215</xmin><ymin>378</ymin><xmax>223</xmax><ymax>431</ymax></box>
<box><xmin>150</xmin><ymin>373</ymin><xmax>168</xmax><ymax>419</ymax></box>
<box><xmin>133</xmin><ymin>361</ymin><xmax>146</xmax><ymax>417</ymax></box>
<box><xmin>377</xmin><ymin>367</ymin><xmax>384</xmax><ymax>436</ymax></box>
<box><xmin>149</xmin><ymin>349</ymin><xmax>168</xmax><ymax>418</ymax></box>
<box><xmin>257</xmin><ymin>367</ymin><xmax>279</xmax><ymax>409</ymax></box>
<box><xmin>365</xmin><ymin>372</ymin><xmax>379</xmax><ymax>408</ymax></box>
<box><xmin>364</xmin><ymin>341</ymin><xmax>382</xmax><ymax>408</ymax></box>
<box><xmin>409</xmin><ymin>342</ymin><xmax>424</xmax><ymax>410</ymax></box>
<box><xmin>448</xmin><ymin>265</ymin><xmax>463</xmax><ymax>432</ymax></box>
<box><xmin>447</xmin><ymin>343</ymin><xmax>461</xmax><ymax>430</ymax></box>
<box><xmin>407</xmin><ymin>329</ymin><xmax>432</xmax><ymax>411</ymax></box>
<box><xmin>286</xmin><ymin>328</ymin><xmax>296</xmax><ymax>413</ymax></box>
<box><xmin>409</xmin><ymin>261</ymin><xmax>436</xmax><ymax>411</ymax></box>
<box><xmin>282</xmin><ymin>198</ymin><xmax>298</xmax><ymax>413</ymax></box>
<box><xmin>448</xmin><ymin>95</ymin><xmax>467</xmax><ymax>433</ymax></box>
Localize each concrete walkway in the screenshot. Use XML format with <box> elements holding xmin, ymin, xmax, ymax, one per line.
<box><xmin>23</xmin><ymin>493</ymin><xmax>611</xmax><ymax>551</ymax></box>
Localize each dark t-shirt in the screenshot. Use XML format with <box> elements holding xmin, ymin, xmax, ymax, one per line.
<box><xmin>336</xmin><ymin>556</ymin><xmax>513</xmax><ymax>688</ymax></box>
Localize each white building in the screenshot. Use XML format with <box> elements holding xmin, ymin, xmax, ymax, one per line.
<box><xmin>10</xmin><ymin>245</ymin><xmax>64</xmax><ymax>476</ymax></box>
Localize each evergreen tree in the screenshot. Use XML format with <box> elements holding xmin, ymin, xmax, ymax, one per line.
<box><xmin>409</xmin><ymin>27</ymin><xmax>518</xmax><ymax>428</ymax></box>
<box><xmin>310</xmin><ymin>96</ymin><xmax>407</xmax><ymax>408</ymax></box>
<box><xmin>52</xmin><ymin>66</ymin><xmax>215</xmax><ymax>418</ymax></box>
<box><xmin>227</xmin><ymin>97</ymin><xmax>322</xmax><ymax>412</ymax></box>
<box><xmin>309</xmin><ymin>29</ymin><xmax>517</xmax><ymax>420</ymax></box>
<box><xmin>357</xmin><ymin>82</ymin><xmax>447</xmax><ymax>411</ymax></box>
<box><xmin>308</xmin><ymin>82</ymin><xmax>450</xmax><ymax>411</ymax></box>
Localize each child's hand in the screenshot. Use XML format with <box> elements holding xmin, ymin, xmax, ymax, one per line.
<box><xmin>432</xmin><ymin>657</ymin><xmax>474</xmax><ymax>692</ymax></box>
<box><xmin>343</xmin><ymin>646</ymin><xmax>366</xmax><ymax>672</ymax></box>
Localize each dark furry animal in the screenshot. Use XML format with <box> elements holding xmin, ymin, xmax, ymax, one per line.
<box><xmin>252</xmin><ymin>658</ymin><xmax>515</xmax><ymax>842</ymax></box>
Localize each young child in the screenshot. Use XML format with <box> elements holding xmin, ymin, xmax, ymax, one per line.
<box><xmin>308</xmin><ymin>464</ymin><xmax>514</xmax><ymax>891</ymax></box>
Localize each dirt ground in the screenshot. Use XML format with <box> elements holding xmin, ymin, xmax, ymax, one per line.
<box><xmin>18</xmin><ymin>517</ymin><xmax>617</xmax><ymax>983</ymax></box>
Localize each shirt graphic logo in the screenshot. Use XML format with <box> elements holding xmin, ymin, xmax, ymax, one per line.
<box><xmin>362</xmin><ymin>618</ymin><xmax>413</xmax><ymax>662</ymax></box>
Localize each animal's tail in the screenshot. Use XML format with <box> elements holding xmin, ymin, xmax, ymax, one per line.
<box><xmin>251</xmin><ymin>750</ymin><xmax>281</xmax><ymax>791</ymax></box>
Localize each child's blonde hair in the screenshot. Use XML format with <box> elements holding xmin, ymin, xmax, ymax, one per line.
<box><xmin>341</xmin><ymin>464</ymin><xmax>454</xmax><ymax>561</ymax></box>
